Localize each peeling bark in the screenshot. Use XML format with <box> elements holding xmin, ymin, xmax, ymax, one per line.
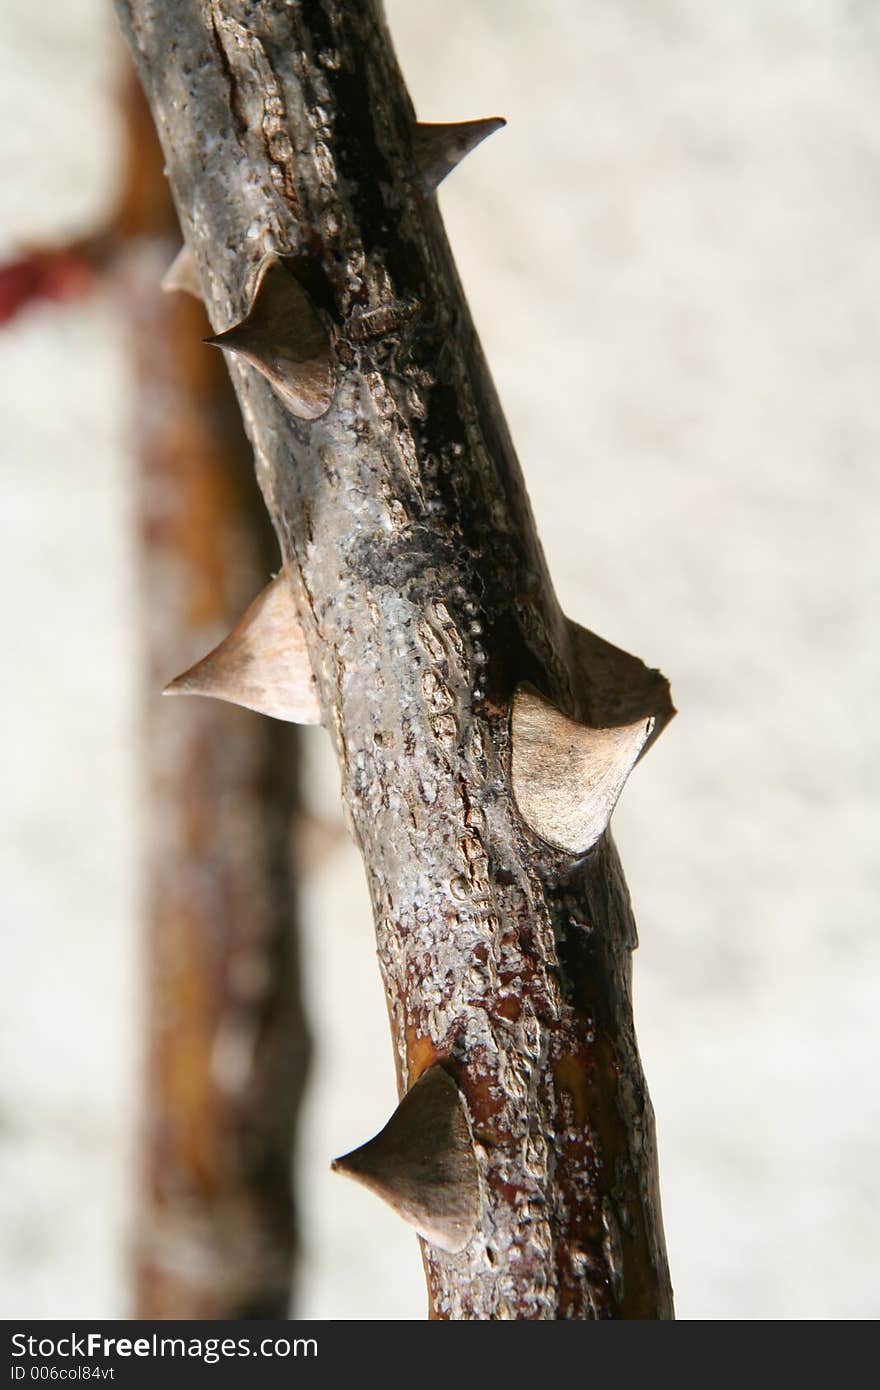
<box><xmin>116</xmin><ymin>0</ymin><xmax>674</xmax><ymax>1319</ymax></box>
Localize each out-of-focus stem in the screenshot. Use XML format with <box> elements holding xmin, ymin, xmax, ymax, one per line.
<box><xmin>114</xmin><ymin>78</ymin><xmax>308</xmax><ymax>1318</ymax></box>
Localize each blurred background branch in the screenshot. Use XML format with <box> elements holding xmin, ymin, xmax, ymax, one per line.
<box><xmin>112</xmin><ymin>77</ymin><xmax>308</xmax><ymax>1320</ymax></box>
<box><xmin>0</xmin><ymin>61</ymin><xmax>311</xmax><ymax>1316</ymax></box>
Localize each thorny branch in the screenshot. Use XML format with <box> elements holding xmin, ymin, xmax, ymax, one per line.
<box><xmin>116</xmin><ymin>0</ymin><xmax>675</xmax><ymax>1319</ymax></box>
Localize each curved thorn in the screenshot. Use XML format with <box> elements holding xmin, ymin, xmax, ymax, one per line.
<box><xmin>205</xmin><ymin>257</ymin><xmax>335</xmax><ymax>420</ymax></box>
<box><xmin>164</xmin><ymin>572</ymin><xmax>321</xmax><ymax>724</ymax></box>
<box><xmin>511</xmin><ymin>684</ymin><xmax>654</xmax><ymax>856</ymax></box>
<box><xmin>413</xmin><ymin>117</ymin><xmax>506</xmax><ymax>193</ymax></box>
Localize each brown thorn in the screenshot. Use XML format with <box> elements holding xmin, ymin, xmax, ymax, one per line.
<box><xmin>510</xmin><ymin>684</ymin><xmax>654</xmax><ymax>856</ymax></box>
<box><xmin>205</xmin><ymin>257</ymin><xmax>335</xmax><ymax>421</ymax></box>
<box><xmin>413</xmin><ymin>117</ymin><xmax>507</xmax><ymax>193</ymax></box>
<box><xmin>163</xmin><ymin>571</ymin><xmax>321</xmax><ymax>724</ymax></box>
<box><xmin>160</xmin><ymin>244</ymin><xmax>201</xmax><ymax>298</ymax></box>
<box><xmin>332</xmin><ymin>1065</ymin><xmax>480</xmax><ymax>1255</ymax></box>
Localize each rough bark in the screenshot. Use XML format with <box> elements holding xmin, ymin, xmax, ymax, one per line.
<box><xmin>116</xmin><ymin>0</ymin><xmax>674</xmax><ymax>1319</ymax></box>
<box><xmin>113</xmin><ymin>77</ymin><xmax>308</xmax><ymax>1318</ymax></box>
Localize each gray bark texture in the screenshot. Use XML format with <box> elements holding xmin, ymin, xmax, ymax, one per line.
<box><xmin>116</xmin><ymin>0</ymin><xmax>675</xmax><ymax>1319</ymax></box>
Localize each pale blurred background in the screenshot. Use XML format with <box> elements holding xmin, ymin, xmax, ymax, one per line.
<box><xmin>1</xmin><ymin>0</ymin><xmax>878</xmax><ymax>1319</ymax></box>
